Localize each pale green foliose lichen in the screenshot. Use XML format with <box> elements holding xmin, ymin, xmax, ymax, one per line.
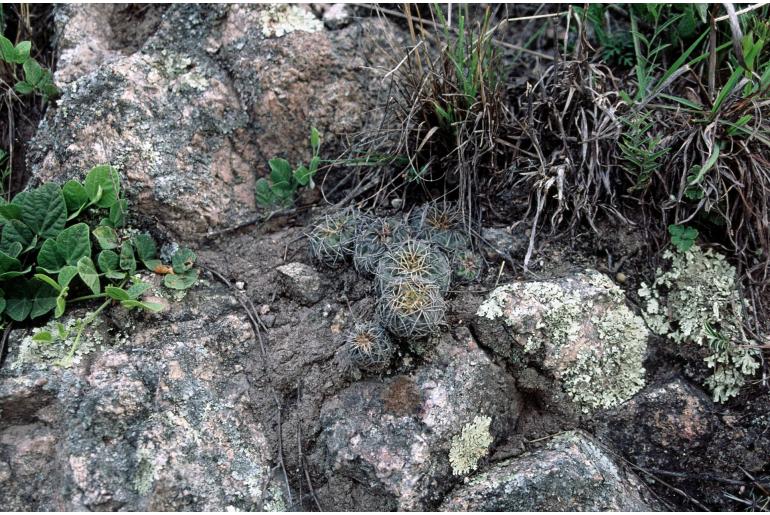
<box><xmin>449</xmin><ymin>415</ymin><xmax>493</xmax><ymax>476</ymax></box>
<box><xmin>477</xmin><ymin>271</ymin><xmax>648</xmax><ymax>411</ymax></box>
<box><xmin>638</xmin><ymin>246</ymin><xmax>761</xmax><ymax>402</ymax></box>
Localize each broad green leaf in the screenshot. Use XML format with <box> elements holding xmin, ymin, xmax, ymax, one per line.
<box><xmin>33</xmin><ymin>331</ymin><xmax>54</xmax><ymax>343</ymax></box>
<box><xmin>0</xmin><ymin>203</ymin><xmax>21</xmax><ymax>221</ymax></box>
<box><xmin>269</xmin><ymin>158</ymin><xmax>293</xmax><ymax>187</ymax></box>
<box><xmin>133</xmin><ymin>233</ymin><xmax>157</xmax><ymax>263</ymax></box>
<box><xmin>37</xmin><ymin>238</ymin><xmax>65</xmax><ymax>273</ymax></box>
<box><xmin>92</xmin><ymin>226</ymin><xmax>119</xmax><ymax>250</ymax></box>
<box><xmin>56</xmin><ymin>223</ymin><xmax>91</xmax><ymax>265</ymax></box>
<box><xmin>0</xmin><ymin>249</ymin><xmax>22</xmax><ymax>276</ymax></box>
<box><xmin>255</xmin><ymin>178</ymin><xmax>274</xmax><ymax>207</ymax></box>
<box><xmin>164</xmin><ymin>269</ymin><xmax>199</xmax><ymax>290</ymax></box>
<box><xmin>23</xmin><ymin>59</ymin><xmax>43</xmax><ymax>85</ymax></box>
<box><xmin>33</xmin><ymin>273</ymin><xmax>62</xmax><ymax>292</ymax></box>
<box><xmin>18</xmin><ymin>183</ymin><xmax>67</xmax><ymax>239</ymax></box>
<box><xmin>58</xmin><ymin>265</ymin><xmax>78</xmax><ymax>288</ymax></box>
<box><xmin>119</xmin><ymin>241</ymin><xmax>136</xmax><ymax>272</ymax></box>
<box><xmin>294</xmin><ymin>165</ymin><xmax>311</xmax><ymax>186</ymax></box>
<box><xmin>171</xmin><ymin>248</ymin><xmax>196</xmax><ymax>273</ymax></box>
<box><xmin>5</xmin><ymin>281</ymin><xmax>32</xmax><ymax>321</ymax></box>
<box><xmin>126</xmin><ymin>281</ymin><xmax>151</xmax><ymax>299</ymax></box>
<box><xmin>2</xmin><ymin>219</ymin><xmax>36</xmax><ymax>250</ymax></box>
<box><xmin>97</xmin><ymin>250</ymin><xmax>119</xmax><ymax>273</ymax></box>
<box><xmin>62</xmin><ymin>180</ymin><xmax>89</xmax><ymax>216</ymax></box>
<box><xmin>105</xmin><ymin>286</ymin><xmax>130</xmax><ymax>301</ymax></box>
<box><xmin>121</xmin><ymin>299</ymin><xmax>164</xmax><ymax>312</ymax></box>
<box><xmin>0</xmin><ymin>241</ymin><xmax>22</xmax><ymax>259</ymax></box>
<box><xmin>689</xmin><ymin>145</ymin><xmax>720</xmax><ymax>185</ymax></box>
<box><xmin>77</xmin><ymin>256</ymin><xmax>100</xmax><ymax>295</ymax></box>
<box><xmin>0</xmin><ymin>35</ymin><xmax>15</xmax><ymax>62</ymax></box>
<box><xmin>14</xmin><ymin>41</ymin><xmax>31</xmax><ymax>62</ymax></box>
<box><xmin>30</xmin><ymin>281</ymin><xmax>58</xmax><ymax>319</ymax></box>
<box><xmin>14</xmin><ymin>81</ymin><xmax>33</xmax><ymax>95</ymax></box>
<box><xmin>84</xmin><ymin>165</ymin><xmax>121</xmax><ymax>208</ymax></box>
<box><xmin>107</xmin><ymin>198</ymin><xmax>127</xmax><ymax>227</ymax></box>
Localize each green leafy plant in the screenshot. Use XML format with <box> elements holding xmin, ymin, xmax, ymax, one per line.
<box><xmin>0</xmin><ymin>164</ymin><xmax>199</xmax><ymax>360</ymax></box>
<box><xmin>0</xmin><ymin>34</ymin><xmax>58</xmax><ymax>99</ymax></box>
<box><xmin>256</xmin><ymin>127</ymin><xmax>321</xmax><ymax>208</ymax></box>
<box><xmin>668</xmin><ymin>224</ymin><xmax>698</xmax><ymax>252</ymax></box>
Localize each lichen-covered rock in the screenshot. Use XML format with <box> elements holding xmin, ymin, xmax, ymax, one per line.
<box><xmin>0</xmin><ymin>284</ymin><xmax>272</xmax><ymax>511</ymax></box>
<box><xmin>276</xmin><ymin>262</ymin><xmax>323</xmax><ymax>305</ymax></box>
<box><xmin>474</xmin><ymin>270</ymin><xmax>648</xmax><ymax>411</ymax></box>
<box><xmin>29</xmin><ymin>4</ymin><xmax>399</xmax><ymax>240</ymax></box>
<box><xmin>440</xmin><ymin>430</ymin><xmax>661</xmax><ymax>511</ymax></box>
<box><xmin>594</xmin><ymin>377</ymin><xmax>716</xmax><ymax>471</ymax></box>
<box><xmin>320</xmin><ymin>328</ymin><xmax>521</xmax><ymax>510</ymax></box>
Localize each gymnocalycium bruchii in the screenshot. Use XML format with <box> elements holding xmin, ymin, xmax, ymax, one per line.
<box><xmin>0</xmin><ymin>164</ymin><xmax>199</xmax><ymax>359</ymax></box>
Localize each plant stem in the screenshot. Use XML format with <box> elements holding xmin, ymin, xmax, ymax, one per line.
<box><xmin>65</xmin><ymin>297</ymin><xmax>112</xmax><ymax>360</ymax></box>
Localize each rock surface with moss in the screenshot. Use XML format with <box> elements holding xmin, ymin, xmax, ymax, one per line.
<box><xmin>473</xmin><ymin>270</ymin><xmax>649</xmax><ymax>411</ymax></box>
<box><xmin>440</xmin><ymin>430</ymin><xmax>661</xmax><ymax>511</ymax></box>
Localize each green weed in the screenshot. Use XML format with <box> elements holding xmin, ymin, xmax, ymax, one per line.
<box><xmin>256</xmin><ymin>127</ymin><xmax>321</xmax><ymax>208</ymax></box>
<box><xmin>0</xmin><ymin>165</ymin><xmax>198</xmax><ymax>361</ymax></box>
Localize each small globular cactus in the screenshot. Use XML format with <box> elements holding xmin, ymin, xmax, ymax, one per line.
<box><xmin>375</xmin><ymin>239</ymin><xmax>451</xmax><ymax>295</ymax></box>
<box><xmin>409</xmin><ymin>201</ymin><xmax>470</xmax><ymax>252</ymax></box>
<box><xmin>343</xmin><ymin>321</ymin><xmax>394</xmax><ymax>371</ymax></box>
<box><xmin>453</xmin><ymin>249</ymin><xmax>483</xmax><ymax>283</ymax></box>
<box><xmin>377</xmin><ymin>277</ymin><xmax>446</xmax><ymax>339</ymax></box>
<box><xmin>353</xmin><ymin>216</ymin><xmax>410</xmax><ymax>276</ymax></box>
<box><xmin>307</xmin><ymin>210</ymin><xmax>359</xmax><ymax>268</ymax></box>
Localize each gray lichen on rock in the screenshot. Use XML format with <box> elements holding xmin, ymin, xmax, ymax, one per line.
<box><xmin>259</xmin><ymin>5</ymin><xmax>323</xmax><ymax>38</ymax></box>
<box><xmin>477</xmin><ymin>270</ymin><xmax>648</xmax><ymax>411</ymax></box>
<box><xmin>449</xmin><ymin>415</ymin><xmax>493</xmax><ymax>476</ymax></box>
<box><xmin>638</xmin><ymin>246</ymin><xmax>761</xmax><ymax>402</ymax></box>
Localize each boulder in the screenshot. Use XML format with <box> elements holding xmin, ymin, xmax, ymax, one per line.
<box><xmin>473</xmin><ymin>270</ymin><xmax>649</xmax><ymax>412</ymax></box>
<box><xmin>29</xmin><ymin>4</ymin><xmax>399</xmax><ymax>240</ymax></box>
<box><xmin>594</xmin><ymin>377</ymin><xmax>716</xmax><ymax>471</ymax></box>
<box><xmin>0</xmin><ymin>284</ymin><xmax>273</xmax><ymax>511</ymax></box>
<box><xmin>441</xmin><ymin>430</ymin><xmax>661</xmax><ymax>511</ymax></box>
<box><xmin>320</xmin><ymin>327</ymin><xmax>522</xmax><ymax>510</ymax></box>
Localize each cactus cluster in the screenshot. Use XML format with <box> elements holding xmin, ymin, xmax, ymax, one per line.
<box><xmin>308</xmin><ymin>201</ymin><xmax>483</xmax><ymax>351</ymax></box>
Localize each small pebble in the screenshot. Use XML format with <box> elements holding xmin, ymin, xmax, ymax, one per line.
<box><xmin>235</xmin><ymin>281</ymin><xmax>245</xmax><ymax>290</ymax></box>
<box><xmin>615</xmin><ymin>272</ymin><xmax>626</xmax><ymax>284</ymax></box>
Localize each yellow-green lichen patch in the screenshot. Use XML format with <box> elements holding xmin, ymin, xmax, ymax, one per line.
<box><xmin>259</xmin><ymin>5</ymin><xmax>323</xmax><ymax>38</ymax></box>
<box><xmin>477</xmin><ymin>271</ymin><xmax>648</xmax><ymax>411</ymax></box>
<box><xmin>638</xmin><ymin>246</ymin><xmax>761</xmax><ymax>402</ymax></box>
<box><xmin>449</xmin><ymin>415</ymin><xmax>493</xmax><ymax>476</ymax></box>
